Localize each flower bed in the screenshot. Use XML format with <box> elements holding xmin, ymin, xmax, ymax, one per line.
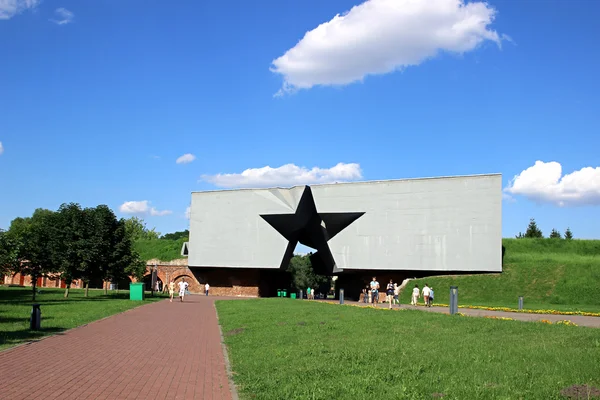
<box><xmin>417</xmin><ymin>303</ymin><xmax>600</xmax><ymax>317</ymax></box>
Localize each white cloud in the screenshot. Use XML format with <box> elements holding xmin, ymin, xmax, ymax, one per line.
<box><xmin>0</xmin><ymin>141</ymin><xmax>4</xmax><ymax>155</ymax></box>
<box><xmin>119</xmin><ymin>200</ymin><xmax>172</xmax><ymax>217</ymax></box>
<box><xmin>202</xmin><ymin>162</ymin><xmax>363</xmax><ymax>188</ymax></box>
<box><xmin>176</xmin><ymin>153</ymin><xmax>196</xmax><ymax>164</ymax></box>
<box><xmin>271</xmin><ymin>0</ymin><xmax>503</xmax><ymax>95</ymax></box>
<box><xmin>185</xmin><ymin>206</ymin><xmax>191</xmax><ymax>220</ymax></box>
<box><xmin>505</xmin><ymin>161</ymin><xmax>600</xmax><ymax>207</ymax></box>
<box><xmin>50</xmin><ymin>7</ymin><xmax>74</xmax><ymax>25</ymax></box>
<box><xmin>0</xmin><ymin>0</ymin><xmax>39</xmax><ymax>20</ymax></box>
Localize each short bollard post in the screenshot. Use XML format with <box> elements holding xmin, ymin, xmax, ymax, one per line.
<box><xmin>339</xmin><ymin>288</ymin><xmax>344</xmax><ymax>305</ymax></box>
<box><xmin>30</xmin><ymin>304</ymin><xmax>41</xmax><ymax>330</ymax></box>
<box><xmin>449</xmin><ymin>286</ymin><xmax>458</xmax><ymax>315</ymax></box>
<box><xmin>299</xmin><ymin>290</ymin><xmax>303</xmax><ymax>300</ymax></box>
<box><xmin>518</xmin><ymin>296</ymin><xmax>523</xmax><ymax>310</ymax></box>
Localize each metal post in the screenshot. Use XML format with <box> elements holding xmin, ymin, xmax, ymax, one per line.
<box><xmin>518</xmin><ymin>296</ymin><xmax>523</xmax><ymax>310</ymax></box>
<box><xmin>449</xmin><ymin>286</ymin><xmax>458</xmax><ymax>315</ymax></box>
<box><xmin>299</xmin><ymin>290</ymin><xmax>303</xmax><ymax>300</ymax></box>
<box><xmin>339</xmin><ymin>288</ymin><xmax>344</xmax><ymax>304</ymax></box>
<box><xmin>30</xmin><ymin>304</ymin><xmax>41</xmax><ymax>330</ymax></box>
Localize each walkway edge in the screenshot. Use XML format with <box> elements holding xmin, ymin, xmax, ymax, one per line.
<box><xmin>214</xmin><ymin>302</ymin><xmax>240</xmax><ymax>400</ymax></box>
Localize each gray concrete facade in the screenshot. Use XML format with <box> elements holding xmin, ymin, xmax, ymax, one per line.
<box><xmin>188</xmin><ymin>174</ymin><xmax>502</xmax><ymax>274</ymax></box>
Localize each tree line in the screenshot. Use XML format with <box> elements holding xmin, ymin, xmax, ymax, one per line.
<box><xmin>0</xmin><ymin>203</ymin><xmax>148</xmax><ymax>301</ymax></box>
<box><xmin>515</xmin><ymin>218</ymin><xmax>574</xmax><ymax>240</ymax></box>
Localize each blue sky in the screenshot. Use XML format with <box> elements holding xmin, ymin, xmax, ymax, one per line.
<box><xmin>1</xmin><ymin>0</ymin><xmax>599</xmax><ymax>240</ymax></box>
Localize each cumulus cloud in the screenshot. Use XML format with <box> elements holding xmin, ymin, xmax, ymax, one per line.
<box><xmin>202</xmin><ymin>162</ymin><xmax>363</xmax><ymax>188</ymax></box>
<box><xmin>0</xmin><ymin>0</ymin><xmax>39</xmax><ymax>20</ymax></box>
<box><xmin>0</xmin><ymin>141</ymin><xmax>4</xmax><ymax>155</ymax></box>
<box><xmin>119</xmin><ymin>200</ymin><xmax>172</xmax><ymax>216</ymax></box>
<box><xmin>271</xmin><ymin>0</ymin><xmax>503</xmax><ymax>94</ymax></box>
<box><xmin>176</xmin><ymin>153</ymin><xmax>196</xmax><ymax>164</ymax></box>
<box><xmin>505</xmin><ymin>161</ymin><xmax>600</xmax><ymax>207</ymax></box>
<box><xmin>50</xmin><ymin>7</ymin><xmax>74</xmax><ymax>25</ymax></box>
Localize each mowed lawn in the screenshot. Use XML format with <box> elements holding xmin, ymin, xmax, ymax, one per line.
<box><xmin>216</xmin><ymin>299</ymin><xmax>600</xmax><ymax>400</ymax></box>
<box><xmin>0</xmin><ymin>286</ymin><xmax>165</xmax><ymax>350</ymax></box>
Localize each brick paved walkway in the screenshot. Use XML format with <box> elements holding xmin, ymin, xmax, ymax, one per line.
<box><xmin>0</xmin><ymin>295</ymin><xmax>235</xmax><ymax>400</ymax></box>
<box><xmin>340</xmin><ymin>300</ymin><xmax>600</xmax><ymax>328</ymax></box>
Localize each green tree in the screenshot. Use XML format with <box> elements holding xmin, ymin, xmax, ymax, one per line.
<box><xmin>55</xmin><ymin>203</ymin><xmax>87</xmax><ymax>298</ymax></box>
<box><xmin>9</xmin><ymin>209</ymin><xmax>61</xmax><ymax>301</ymax></box>
<box><xmin>549</xmin><ymin>229</ymin><xmax>562</xmax><ymax>239</ymax></box>
<box><xmin>287</xmin><ymin>253</ymin><xmax>330</xmax><ymax>292</ymax></box>
<box><xmin>124</xmin><ymin>217</ymin><xmax>160</xmax><ymax>241</ymax></box>
<box><xmin>125</xmin><ymin>252</ymin><xmax>148</xmax><ymax>282</ymax></box>
<box><xmin>524</xmin><ymin>218</ymin><xmax>543</xmax><ymax>238</ymax></box>
<box><xmin>564</xmin><ymin>227</ymin><xmax>574</xmax><ymax>240</ymax></box>
<box><xmin>0</xmin><ymin>229</ymin><xmax>19</xmax><ymax>276</ymax></box>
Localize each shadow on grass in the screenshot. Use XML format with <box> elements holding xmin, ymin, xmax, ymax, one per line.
<box><xmin>0</xmin><ymin>328</ymin><xmax>66</xmax><ymax>350</ymax></box>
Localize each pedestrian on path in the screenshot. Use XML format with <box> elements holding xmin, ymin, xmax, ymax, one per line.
<box><xmin>169</xmin><ymin>279</ymin><xmax>175</xmax><ymax>302</ymax></box>
<box><xmin>178</xmin><ymin>279</ymin><xmax>189</xmax><ymax>302</ymax></box>
<box><xmin>386</xmin><ymin>279</ymin><xmax>395</xmax><ymax>309</ymax></box>
<box><xmin>370</xmin><ymin>276</ymin><xmax>380</xmax><ymax>306</ymax></box>
<box><xmin>422</xmin><ymin>284</ymin><xmax>431</xmax><ymax>307</ymax></box>
<box><xmin>411</xmin><ymin>284</ymin><xmax>420</xmax><ymax>306</ymax></box>
<box><xmin>205</xmin><ymin>282</ymin><xmax>210</xmax><ymax>296</ymax></box>
<box><xmin>393</xmin><ymin>283</ymin><xmax>400</xmax><ymax>305</ymax></box>
<box><xmin>429</xmin><ymin>287</ymin><xmax>435</xmax><ymax>307</ymax></box>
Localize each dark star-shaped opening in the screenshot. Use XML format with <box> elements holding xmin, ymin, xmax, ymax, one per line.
<box><xmin>260</xmin><ymin>186</ymin><xmax>364</xmax><ymax>274</ymax></box>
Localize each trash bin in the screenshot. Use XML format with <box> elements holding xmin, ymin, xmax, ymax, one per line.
<box><xmin>291</xmin><ymin>293</ymin><xmax>296</xmax><ymax>299</ymax></box>
<box><xmin>277</xmin><ymin>290</ymin><xmax>281</xmax><ymax>297</ymax></box>
<box><xmin>282</xmin><ymin>290</ymin><xmax>287</xmax><ymax>297</ymax></box>
<box><xmin>129</xmin><ymin>283</ymin><xmax>145</xmax><ymax>301</ymax></box>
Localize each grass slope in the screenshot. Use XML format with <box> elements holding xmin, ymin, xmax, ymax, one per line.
<box><xmin>401</xmin><ymin>238</ymin><xmax>600</xmax><ymax>312</ymax></box>
<box><xmin>0</xmin><ymin>287</ymin><xmax>165</xmax><ymax>350</ymax></box>
<box><xmin>135</xmin><ymin>237</ymin><xmax>187</xmax><ymax>261</ymax></box>
<box><xmin>216</xmin><ymin>299</ymin><xmax>600</xmax><ymax>400</ymax></box>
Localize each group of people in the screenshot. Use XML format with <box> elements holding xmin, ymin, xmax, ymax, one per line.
<box><xmin>164</xmin><ymin>278</ymin><xmax>211</xmax><ymax>302</ymax></box>
<box><xmin>361</xmin><ymin>277</ymin><xmax>435</xmax><ymax>308</ymax></box>
<box><xmin>362</xmin><ymin>277</ymin><xmax>401</xmax><ymax>309</ymax></box>
<box><xmin>411</xmin><ymin>283</ymin><xmax>435</xmax><ymax>307</ymax></box>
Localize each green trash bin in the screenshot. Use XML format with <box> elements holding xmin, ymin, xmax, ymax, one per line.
<box><xmin>129</xmin><ymin>282</ymin><xmax>145</xmax><ymax>301</ymax></box>
<box><xmin>291</xmin><ymin>293</ymin><xmax>296</xmax><ymax>299</ymax></box>
<box><xmin>282</xmin><ymin>290</ymin><xmax>287</xmax><ymax>297</ymax></box>
<box><xmin>277</xmin><ymin>290</ymin><xmax>281</xmax><ymax>297</ymax></box>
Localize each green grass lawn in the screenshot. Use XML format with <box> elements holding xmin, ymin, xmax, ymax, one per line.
<box><xmin>400</xmin><ymin>238</ymin><xmax>600</xmax><ymax>313</ymax></box>
<box><xmin>0</xmin><ymin>286</ymin><xmax>166</xmax><ymax>351</ymax></box>
<box><xmin>216</xmin><ymin>299</ymin><xmax>600</xmax><ymax>400</ymax></box>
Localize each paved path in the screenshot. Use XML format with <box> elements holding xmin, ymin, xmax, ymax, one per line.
<box><xmin>0</xmin><ymin>295</ymin><xmax>235</xmax><ymax>400</ymax></box>
<box><xmin>341</xmin><ymin>301</ymin><xmax>600</xmax><ymax>328</ymax></box>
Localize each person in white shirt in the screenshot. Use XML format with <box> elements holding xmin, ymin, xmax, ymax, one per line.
<box><xmin>422</xmin><ymin>284</ymin><xmax>431</xmax><ymax>306</ymax></box>
<box><xmin>178</xmin><ymin>279</ymin><xmax>189</xmax><ymax>302</ymax></box>
<box><xmin>411</xmin><ymin>285</ymin><xmax>420</xmax><ymax>306</ymax></box>
<box><xmin>205</xmin><ymin>282</ymin><xmax>210</xmax><ymax>296</ymax></box>
<box><xmin>393</xmin><ymin>283</ymin><xmax>400</xmax><ymax>305</ymax></box>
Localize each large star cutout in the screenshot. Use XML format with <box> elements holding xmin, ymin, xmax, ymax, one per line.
<box><xmin>260</xmin><ymin>186</ymin><xmax>364</xmax><ymax>274</ymax></box>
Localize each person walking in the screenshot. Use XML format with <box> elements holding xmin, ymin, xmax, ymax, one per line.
<box><xmin>168</xmin><ymin>279</ymin><xmax>175</xmax><ymax>302</ymax></box>
<box><xmin>205</xmin><ymin>282</ymin><xmax>210</xmax><ymax>296</ymax></box>
<box><xmin>393</xmin><ymin>283</ymin><xmax>400</xmax><ymax>305</ymax></box>
<box><xmin>422</xmin><ymin>283</ymin><xmax>431</xmax><ymax>307</ymax></box>
<box><xmin>370</xmin><ymin>276</ymin><xmax>380</xmax><ymax>306</ymax></box>
<box><xmin>411</xmin><ymin>284</ymin><xmax>420</xmax><ymax>306</ymax></box>
<box><xmin>429</xmin><ymin>287</ymin><xmax>435</xmax><ymax>307</ymax></box>
<box><xmin>386</xmin><ymin>279</ymin><xmax>395</xmax><ymax>309</ymax></box>
<box><xmin>178</xmin><ymin>278</ymin><xmax>189</xmax><ymax>302</ymax></box>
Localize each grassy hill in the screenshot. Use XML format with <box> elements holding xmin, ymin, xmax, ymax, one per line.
<box><xmin>135</xmin><ymin>237</ymin><xmax>188</xmax><ymax>262</ymax></box>
<box><xmin>400</xmin><ymin>238</ymin><xmax>600</xmax><ymax>312</ymax></box>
